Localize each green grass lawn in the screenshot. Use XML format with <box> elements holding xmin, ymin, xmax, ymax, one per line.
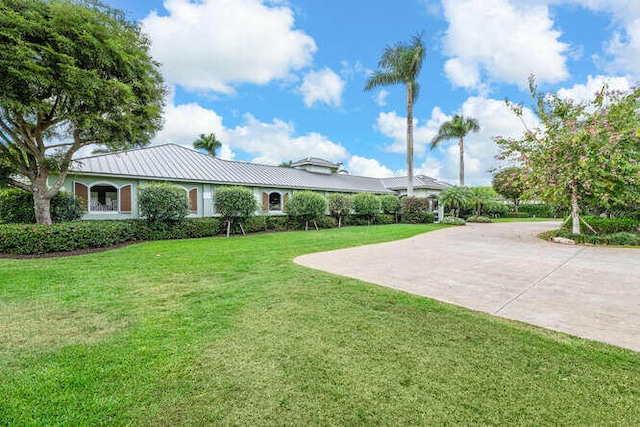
<box><xmin>1</xmin><ymin>224</ymin><xmax>638</xmax><ymax>425</ymax></box>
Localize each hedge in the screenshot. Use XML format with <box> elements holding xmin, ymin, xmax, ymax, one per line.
<box><xmin>562</xmin><ymin>216</ymin><xmax>640</xmax><ymax>235</ymax></box>
<box><xmin>544</xmin><ymin>229</ymin><xmax>640</xmax><ymax>246</ymax></box>
<box><xmin>0</xmin><ymin>218</ymin><xmax>222</xmax><ymax>255</ymax></box>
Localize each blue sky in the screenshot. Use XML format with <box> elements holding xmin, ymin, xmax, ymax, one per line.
<box><xmin>102</xmin><ymin>0</ymin><xmax>640</xmax><ymax>185</ymax></box>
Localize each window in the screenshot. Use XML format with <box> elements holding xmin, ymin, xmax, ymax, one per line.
<box><xmin>89</xmin><ymin>184</ymin><xmax>118</xmax><ymax>212</ymax></box>
<box><xmin>268</xmin><ymin>192</ymin><xmax>282</xmax><ymax>211</ymax></box>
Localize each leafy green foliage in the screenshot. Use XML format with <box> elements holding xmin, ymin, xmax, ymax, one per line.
<box><xmin>497</xmin><ymin>78</ymin><xmax>640</xmax><ymax>234</ymax></box>
<box><xmin>215</xmin><ymin>186</ymin><xmax>258</xmax><ymax>222</ymax></box>
<box><xmin>379</xmin><ymin>195</ymin><xmax>400</xmax><ymax>215</ymax></box>
<box><xmin>0</xmin><ymin>188</ymin><xmax>84</xmax><ymax>223</ymax></box>
<box><xmin>492</xmin><ymin>167</ymin><xmax>527</xmax><ymax>211</ymax></box>
<box><xmin>431</xmin><ymin>115</ymin><xmax>480</xmax><ymax>186</ymax></box>
<box><xmin>440</xmin><ymin>216</ymin><xmax>466</xmax><ymax>225</ymax></box>
<box><xmin>439</xmin><ymin>187</ymin><xmax>472</xmax><ymax>217</ymax></box>
<box><xmin>364</xmin><ymin>33</ymin><xmax>425</xmax><ymax>196</ymax></box>
<box><xmin>139</xmin><ymin>184</ymin><xmax>189</xmax><ymax>224</ymax></box>
<box><xmin>468</xmin><ymin>187</ymin><xmax>495</xmax><ymax>216</ymax></box>
<box><xmin>399</xmin><ymin>197</ymin><xmax>434</xmax><ymax>223</ymax></box>
<box><xmin>50</xmin><ymin>191</ymin><xmax>85</xmax><ymax>222</ymax></box>
<box><xmin>483</xmin><ymin>200</ymin><xmax>509</xmax><ymax>217</ymax></box>
<box><xmin>0</xmin><ymin>188</ymin><xmax>35</xmax><ymax>223</ymax></box>
<box><xmin>466</xmin><ymin>216</ymin><xmax>492</xmax><ymax>223</ymax></box>
<box><xmin>326</xmin><ymin>193</ymin><xmax>352</xmax><ymax>226</ymax></box>
<box><xmin>0</xmin><ymin>0</ymin><xmax>165</xmax><ymax>223</ymax></box>
<box><xmin>545</xmin><ymin>229</ymin><xmax>640</xmax><ymax>246</ymax></box>
<box><xmin>287</xmin><ymin>191</ymin><xmax>328</xmax><ymax>226</ymax></box>
<box><xmin>561</xmin><ymin>216</ymin><xmax>639</xmax><ymax>235</ymax></box>
<box><xmin>352</xmin><ymin>192</ymin><xmax>381</xmax><ymax>223</ymax></box>
<box><xmin>193</xmin><ymin>133</ymin><xmax>222</xmax><ymax>156</ymax></box>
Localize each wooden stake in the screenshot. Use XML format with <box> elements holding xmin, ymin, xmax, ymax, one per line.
<box><xmin>239</xmin><ymin>223</ymin><xmax>246</xmax><ymax>236</ymax></box>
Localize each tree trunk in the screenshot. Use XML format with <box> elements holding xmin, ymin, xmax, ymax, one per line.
<box><xmin>514</xmin><ymin>199</ymin><xmax>519</xmax><ymax>213</ymax></box>
<box><xmin>459</xmin><ymin>136</ymin><xmax>465</xmax><ymax>187</ymax></box>
<box><xmin>32</xmin><ymin>181</ymin><xmax>53</xmax><ymax>225</ymax></box>
<box><xmin>570</xmin><ymin>184</ymin><xmax>580</xmax><ymax>235</ymax></box>
<box><xmin>406</xmin><ymin>82</ymin><xmax>414</xmax><ymax>197</ymax></box>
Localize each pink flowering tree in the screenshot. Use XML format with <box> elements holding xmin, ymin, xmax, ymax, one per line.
<box><xmin>496</xmin><ymin>77</ymin><xmax>640</xmax><ymax>234</ymax></box>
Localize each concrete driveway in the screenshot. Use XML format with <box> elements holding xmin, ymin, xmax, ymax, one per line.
<box><xmin>295</xmin><ymin>222</ymin><xmax>640</xmax><ymax>352</ymax></box>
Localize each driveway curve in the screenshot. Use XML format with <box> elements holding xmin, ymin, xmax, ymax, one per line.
<box><xmin>295</xmin><ymin>222</ymin><xmax>640</xmax><ymax>352</ymax></box>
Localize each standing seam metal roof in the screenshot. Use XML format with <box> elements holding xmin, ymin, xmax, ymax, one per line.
<box><xmin>71</xmin><ymin>144</ymin><xmax>450</xmax><ymax>193</ymax></box>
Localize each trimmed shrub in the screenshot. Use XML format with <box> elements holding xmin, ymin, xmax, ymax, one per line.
<box><xmin>440</xmin><ymin>216</ymin><xmax>466</xmax><ymax>226</ymax></box>
<box><xmin>375</xmin><ymin>213</ymin><xmax>396</xmax><ymax>225</ymax></box>
<box><xmin>0</xmin><ymin>221</ymin><xmax>136</xmax><ymax>255</ymax></box>
<box><xmin>215</xmin><ymin>186</ymin><xmax>258</xmax><ymax>235</ymax></box>
<box><xmin>379</xmin><ymin>195</ymin><xmax>400</xmax><ymax>216</ymax></box>
<box><xmin>244</xmin><ymin>216</ymin><xmax>268</xmax><ymax>233</ymax></box>
<box><xmin>561</xmin><ymin>216</ymin><xmax>640</xmax><ymax>235</ymax></box>
<box><xmin>399</xmin><ymin>197</ymin><xmax>434</xmax><ymax>224</ymax></box>
<box><xmin>318</xmin><ymin>215</ymin><xmax>338</xmax><ymax>229</ymax></box>
<box><xmin>502</xmin><ymin>212</ymin><xmax>530</xmax><ymax>218</ymax></box>
<box><xmin>287</xmin><ymin>191</ymin><xmax>328</xmax><ymax>229</ymax></box>
<box><xmin>51</xmin><ymin>191</ymin><xmax>85</xmax><ymax>222</ymax></box>
<box><xmin>467</xmin><ymin>215</ymin><xmax>492</xmax><ymax>223</ymax></box>
<box><xmin>343</xmin><ymin>214</ymin><xmax>369</xmax><ymax>226</ymax></box>
<box><xmin>326</xmin><ymin>193</ymin><xmax>352</xmax><ymax>227</ymax></box>
<box><xmin>139</xmin><ymin>183</ymin><xmax>189</xmax><ymax>224</ymax></box>
<box><xmin>265</xmin><ymin>215</ymin><xmax>294</xmax><ymax>232</ymax></box>
<box><xmin>545</xmin><ymin>229</ymin><xmax>640</xmax><ymax>246</ymax></box>
<box><xmin>483</xmin><ymin>200</ymin><xmax>509</xmax><ymax>217</ymax></box>
<box><xmin>0</xmin><ymin>188</ymin><xmax>36</xmax><ymax>223</ymax></box>
<box><xmin>0</xmin><ymin>188</ymin><xmax>85</xmax><ymax>223</ymax></box>
<box><xmin>352</xmin><ymin>193</ymin><xmax>381</xmax><ymax>224</ymax></box>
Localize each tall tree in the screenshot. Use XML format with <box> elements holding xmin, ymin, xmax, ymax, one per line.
<box><xmin>492</xmin><ymin>167</ymin><xmax>527</xmax><ymax>212</ymax></box>
<box><xmin>497</xmin><ymin>77</ymin><xmax>640</xmax><ymax>234</ymax></box>
<box><xmin>364</xmin><ymin>33</ymin><xmax>426</xmax><ymax>196</ymax></box>
<box><xmin>0</xmin><ymin>0</ymin><xmax>165</xmax><ymax>224</ymax></box>
<box><xmin>431</xmin><ymin>114</ymin><xmax>480</xmax><ymax>186</ymax></box>
<box><xmin>193</xmin><ymin>132</ymin><xmax>222</xmax><ymax>156</ymax></box>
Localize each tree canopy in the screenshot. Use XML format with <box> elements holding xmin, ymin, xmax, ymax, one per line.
<box><xmin>431</xmin><ymin>114</ymin><xmax>480</xmax><ymax>186</ymax></box>
<box><xmin>492</xmin><ymin>167</ymin><xmax>527</xmax><ymax>212</ymax></box>
<box><xmin>364</xmin><ymin>33</ymin><xmax>426</xmax><ymax>196</ymax></box>
<box><xmin>193</xmin><ymin>133</ymin><xmax>222</xmax><ymax>156</ymax></box>
<box><xmin>497</xmin><ymin>78</ymin><xmax>640</xmax><ymax>234</ymax></box>
<box><xmin>0</xmin><ymin>0</ymin><xmax>165</xmax><ymax>223</ymax></box>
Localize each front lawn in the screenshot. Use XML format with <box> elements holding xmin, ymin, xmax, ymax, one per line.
<box><xmin>1</xmin><ymin>224</ymin><xmax>638</xmax><ymax>424</ymax></box>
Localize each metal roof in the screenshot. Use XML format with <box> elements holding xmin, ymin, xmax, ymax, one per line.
<box><xmin>380</xmin><ymin>175</ymin><xmax>453</xmax><ymax>191</ymax></box>
<box><xmin>70</xmin><ymin>144</ymin><xmax>449</xmax><ymax>193</ymax></box>
<box><xmin>291</xmin><ymin>156</ymin><xmax>339</xmax><ymax>169</ymax></box>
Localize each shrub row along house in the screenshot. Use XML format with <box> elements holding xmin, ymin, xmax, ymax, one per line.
<box><xmin>50</xmin><ymin>144</ymin><xmax>450</xmax><ymax>220</ymax></box>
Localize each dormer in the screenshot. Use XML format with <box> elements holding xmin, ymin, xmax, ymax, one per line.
<box><xmin>291</xmin><ymin>157</ymin><xmax>340</xmax><ymax>175</ymax></box>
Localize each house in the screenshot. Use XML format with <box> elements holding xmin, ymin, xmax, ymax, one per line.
<box><xmin>50</xmin><ymin>143</ymin><xmax>451</xmax><ymax>220</ymax></box>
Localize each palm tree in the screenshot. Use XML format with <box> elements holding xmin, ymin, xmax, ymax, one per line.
<box><xmin>364</xmin><ymin>33</ymin><xmax>426</xmax><ymax>196</ymax></box>
<box><xmin>193</xmin><ymin>133</ymin><xmax>222</xmax><ymax>156</ymax></box>
<box><xmin>439</xmin><ymin>186</ymin><xmax>472</xmax><ymax>218</ymax></box>
<box><xmin>431</xmin><ymin>114</ymin><xmax>480</xmax><ymax>186</ymax></box>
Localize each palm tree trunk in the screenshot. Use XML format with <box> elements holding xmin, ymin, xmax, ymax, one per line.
<box><xmin>406</xmin><ymin>83</ymin><xmax>414</xmax><ymax>197</ymax></box>
<box><xmin>459</xmin><ymin>136</ymin><xmax>464</xmax><ymax>187</ymax></box>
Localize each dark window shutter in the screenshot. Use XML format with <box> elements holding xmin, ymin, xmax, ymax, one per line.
<box><xmin>120</xmin><ymin>185</ymin><xmax>132</xmax><ymax>212</ymax></box>
<box><xmin>74</xmin><ymin>182</ymin><xmax>88</xmax><ymax>210</ymax></box>
<box><xmin>189</xmin><ymin>188</ymin><xmax>198</xmax><ymax>212</ymax></box>
<box><xmin>283</xmin><ymin>193</ymin><xmax>289</xmax><ymax>212</ymax></box>
<box><xmin>262</xmin><ymin>192</ymin><xmax>268</xmax><ymax>211</ymax></box>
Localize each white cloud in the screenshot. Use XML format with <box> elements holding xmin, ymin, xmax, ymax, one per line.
<box><xmin>347</xmin><ymin>156</ymin><xmax>395</xmax><ymax>178</ymax></box>
<box><xmin>604</xmin><ymin>18</ymin><xmax>640</xmax><ymax>77</ymax></box>
<box><xmin>142</xmin><ymin>0</ymin><xmax>316</xmax><ymax>93</ymax></box>
<box><xmin>298</xmin><ymin>68</ymin><xmax>345</xmax><ymax>108</ymax></box>
<box><xmin>375</xmin><ymin>107</ymin><xmax>449</xmax><ymax>156</ymax></box>
<box><xmin>443</xmin><ymin>58</ymin><xmax>481</xmax><ymax>90</ymax></box>
<box><xmin>373</xmin><ymin>90</ymin><xmax>389</xmax><ymax>107</ymax></box>
<box><xmin>425</xmin><ymin>97</ymin><xmax>539</xmax><ymax>186</ymax></box>
<box><xmin>556</xmin><ymin>75</ymin><xmax>632</xmax><ymax>103</ymax></box>
<box><xmin>226</xmin><ymin>113</ymin><xmax>348</xmax><ymax>164</ymax></box>
<box><xmin>441</xmin><ymin>0</ymin><xmax>569</xmax><ymax>89</ymax></box>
